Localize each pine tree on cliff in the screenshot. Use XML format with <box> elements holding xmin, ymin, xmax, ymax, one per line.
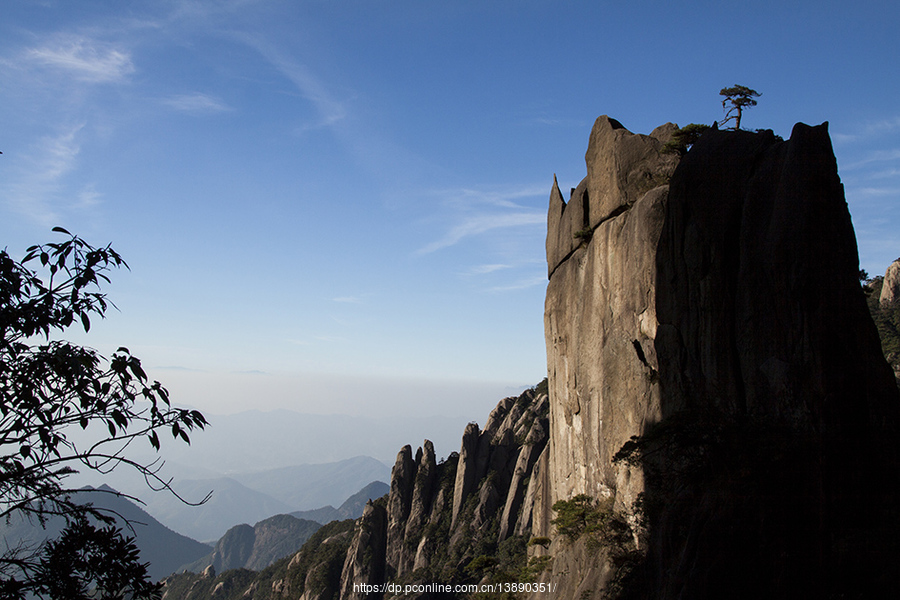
<box><xmin>719</xmin><ymin>84</ymin><xmax>760</xmax><ymax>130</ymax></box>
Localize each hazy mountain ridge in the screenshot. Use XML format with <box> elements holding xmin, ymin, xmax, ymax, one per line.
<box><xmin>0</xmin><ymin>485</ymin><xmax>211</xmax><ymax>583</ymax></box>
<box><xmin>291</xmin><ymin>481</ymin><xmax>390</xmax><ymax>525</ymax></box>
<box><xmin>142</xmin><ymin>457</ymin><xmax>390</xmax><ymax>542</ymax></box>
<box><xmin>183</xmin><ymin>515</ymin><xmax>322</xmax><ymax>574</ymax></box>
<box><xmin>232</xmin><ymin>457</ymin><xmax>391</xmax><ymax>510</ymax></box>
<box><xmin>180</xmin><ymin>482</ymin><xmax>390</xmax><ymax>577</ymax></box>
<box><xmin>145</xmin><ymin>477</ymin><xmax>295</xmax><ymax>543</ymax></box>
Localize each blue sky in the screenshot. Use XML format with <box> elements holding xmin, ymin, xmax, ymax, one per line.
<box><xmin>2</xmin><ymin>0</ymin><xmax>899</xmax><ymax>420</ymax></box>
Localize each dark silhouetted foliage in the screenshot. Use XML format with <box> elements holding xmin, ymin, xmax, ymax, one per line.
<box><xmin>719</xmin><ymin>84</ymin><xmax>760</xmax><ymax>130</ymax></box>
<box><xmin>662</xmin><ymin>123</ymin><xmax>711</xmax><ymax>156</ymax></box>
<box><xmin>1</xmin><ymin>228</ymin><xmax>207</xmax><ymax>598</ymax></box>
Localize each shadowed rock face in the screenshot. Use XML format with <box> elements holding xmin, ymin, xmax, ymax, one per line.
<box><xmin>539</xmin><ymin>117</ymin><xmax>900</xmax><ymax>599</ymax></box>
<box><xmin>656</xmin><ymin>123</ymin><xmax>898</xmax><ymax>430</ymax></box>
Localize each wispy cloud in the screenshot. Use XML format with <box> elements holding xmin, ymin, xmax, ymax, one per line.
<box><xmin>333</xmin><ymin>296</ymin><xmax>365</xmax><ymax>304</ymax></box>
<box><xmin>236</xmin><ymin>33</ymin><xmax>346</xmax><ymax>130</ymax></box>
<box><xmin>834</xmin><ymin>117</ymin><xmax>900</xmax><ymax>145</ymax></box>
<box><xmin>417</xmin><ymin>211</ymin><xmax>545</xmax><ymax>254</ymax></box>
<box><xmin>487</xmin><ymin>275</ymin><xmax>547</xmax><ymax>293</ymax></box>
<box><xmin>315</xmin><ymin>335</ymin><xmax>346</xmax><ymax>343</ymax></box>
<box><xmin>852</xmin><ymin>186</ymin><xmax>900</xmax><ymax>197</ymax></box>
<box><xmin>863</xmin><ymin>117</ymin><xmax>900</xmax><ymax>136</ymax></box>
<box><xmin>163</xmin><ymin>92</ymin><xmax>233</xmax><ymax>113</ymax></box>
<box><xmin>469</xmin><ymin>264</ymin><xmax>512</xmax><ymax>275</ymax></box>
<box><xmin>841</xmin><ymin>149</ymin><xmax>900</xmax><ymax>171</ymax></box>
<box><xmin>415</xmin><ymin>185</ymin><xmax>546</xmax><ymax>254</ymax></box>
<box><xmin>23</xmin><ymin>35</ymin><xmax>134</xmax><ymax>83</ymax></box>
<box><xmin>76</xmin><ymin>183</ymin><xmax>103</xmax><ymax>209</ymax></box>
<box><xmin>440</xmin><ymin>185</ymin><xmax>547</xmax><ymax>211</ymax></box>
<box><xmin>3</xmin><ymin>125</ymin><xmax>85</xmax><ymax>225</ymax></box>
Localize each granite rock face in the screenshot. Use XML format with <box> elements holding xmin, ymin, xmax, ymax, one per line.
<box><xmin>339</xmin><ymin>387</ymin><xmax>550</xmax><ymax>600</ymax></box>
<box><xmin>536</xmin><ymin>118</ymin><xmax>900</xmax><ymax>599</ymax></box>
<box><xmin>339</xmin><ymin>501</ymin><xmax>387</xmax><ymax>599</ymax></box>
<box><xmin>547</xmin><ymin>116</ymin><xmax>678</xmax><ymax>278</ymax></box>
<box><xmin>543</xmin><ymin>116</ymin><xmax>674</xmax><ymax>522</ymax></box>
<box><xmin>882</xmin><ymin>258</ymin><xmax>900</xmax><ymax>307</ymax></box>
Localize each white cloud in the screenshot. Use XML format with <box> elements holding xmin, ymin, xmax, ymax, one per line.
<box><xmin>469</xmin><ymin>264</ymin><xmax>512</xmax><ymax>275</ymax></box>
<box><xmin>864</xmin><ymin>117</ymin><xmax>900</xmax><ymax>136</ymax></box>
<box><xmin>487</xmin><ymin>275</ymin><xmax>547</xmax><ymax>293</ymax></box>
<box><xmin>24</xmin><ymin>35</ymin><xmax>134</xmax><ymax>83</ymax></box>
<box><xmin>236</xmin><ymin>33</ymin><xmax>346</xmax><ymax>130</ymax></box>
<box><xmin>841</xmin><ymin>149</ymin><xmax>900</xmax><ymax>171</ymax></box>
<box><xmin>853</xmin><ymin>186</ymin><xmax>900</xmax><ymax>197</ymax></box>
<box><xmin>76</xmin><ymin>183</ymin><xmax>103</xmax><ymax>209</ymax></box>
<box><xmin>3</xmin><ymin>125</ymin><xmax>85</xmax><ymax>225</ymax></box>
<box><xmin>163</xmin><ymin>92</ymin><xmax>233</xmax><ymax>113</ymax></box>
<box><xmin>834</xmin><ymin>117</ymin><xmax>900</xmax><ymax>145</ymax></box>
<box><xmin>417</xmin><ymin>211</ymin><xmax>545</xmax><ymax>254</ymax></box>
<box><xmin>441</xmin><ymin>185</ymin><xmax>548</xmax><ymax>210</ymax></box>
<box><xmin>415</xmin><ymin>185</ymin><xmax>547</xmax><ymax>254</ymax></box>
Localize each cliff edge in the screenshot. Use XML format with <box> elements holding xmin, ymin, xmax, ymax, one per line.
<box><xmin>537</xmin><ymin>116</ymin><xmax>900</xmax><ymax>598</ymax></box>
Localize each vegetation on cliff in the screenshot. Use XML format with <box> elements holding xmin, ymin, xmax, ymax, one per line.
<box><xmin>865</xmin><ymin>272</ymin><xmax>900</xmax><ymax>379</ymax></box>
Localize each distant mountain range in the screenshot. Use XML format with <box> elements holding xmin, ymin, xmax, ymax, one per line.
<box><xmin>140</xmin><ymin>456</ymin><xmax>391</xmax><ymax>542</ymax></box>
<box><xmin>68</xmin><ymin>410</ymin><xmax>468</xmax><ymax>488</ymax></box>
<box><xmin>4</xmin><ymin>478</ymin><xmax>391</xmax><ymax>583</ymax></box>
<box><xmin>291</xmin><ymin>481</ymin><xmax>389</xmax><ymax>524</ymax></box>
<box><xmin>0</xmin><ymin>486</ymin><xmax>211</xmax><ymax>583</ymax></box>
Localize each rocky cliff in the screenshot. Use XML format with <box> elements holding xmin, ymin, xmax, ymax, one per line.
<box><xmin>161</xmin><ymin>387</ymin><xmax>550</xmax><ymax>599</ymax></box>
<box><xmin>867</xmin><ymin>258</ymin><xmax>900</xmax><ymax>382</ymax></box>
<box><xmin>881</xmin><ymin>258</ymin><xmax>900</xmax><ymax>307</ymax></box>
<box><xmin>339</xmin><ymin>387</ymin><xmax>550</xmax><ymax>598</ymax></box>
<box><xmin>184</xmin><ymin>514</ymin><xmax>322</xmax><ymax>574</ymax></box>
<box><xmin>536</xmin><ymin>116</ymin><xmax>900</xmax><ymax>598</ymax></box>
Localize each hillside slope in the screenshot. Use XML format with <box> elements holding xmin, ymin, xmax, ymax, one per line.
<box><xmin>1</xmin><ymin>486</ymin><xmax>211</xmax><ymax>583</ymax></box>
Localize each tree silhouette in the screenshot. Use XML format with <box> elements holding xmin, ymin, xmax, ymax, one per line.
<box><xmin>1</xmin><ymin>228</ymin><xmax>208</xmax><ymax>599</ymax></box>
<box><xmin>719</xmin><ymin>85</ymin><xmax>760</xmax><ymax>130</ymax></box>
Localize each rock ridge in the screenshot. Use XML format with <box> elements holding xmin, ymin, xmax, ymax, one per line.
<box><xmin>162</xmin><ymin>387</ymin><xmax>553</xmax><ymax>600</ymax></box>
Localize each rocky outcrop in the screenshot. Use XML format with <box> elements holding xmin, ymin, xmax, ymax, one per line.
<box><xmin>537</xmin><ymin>117</ymin><xmax>900</xmax><ymax>599</ymax></box>
<box><xmin>543</xmin><ymin>116</ymin><xmax>673</xmax><ymax>527</ymax></box>
<box><xmin>184</xmin><ymin>514</ymin><xmax>322</xmax><ymax>574</ymax></box>
<box><xmin>882</xmin><ymin>258</ymin><xmax>900</xmax><ymax>306</ymax></box>
<box><xmin>340</xmin><ymin>387</ymin><xmax>549</xmax><ymax>599</ymax></box>
<box><xmin>400</xmin><ymin>440</ymin><xmax>436</xmax><ymax>572</ymax></box>
<box><xmin>868</xmin><ymin>261</ymin><xmax>900</xmax><ymax>385</ymax></box>
<box><xmin>547</xmin><ymin>116</ymin><xmax>678</xmax><ymax>278</ymax></box>
<box><xmin>655</xmin><ymin>123</ymin><xmax>898</xmax><ymax>430</ymax></box>
<box><xmin>339</xmin><ymin>501</ymin><xmax>387</xmax><ymax>598</ymax></box>
<box><xmin>384</xmin><ymin>445</ymin><xmax>415</xmax><ymax>575</ymax></box>
<box><xmin>163</xmin><ymin>388</ymin><xmax>550</xmax><ymax>600</ymax></box>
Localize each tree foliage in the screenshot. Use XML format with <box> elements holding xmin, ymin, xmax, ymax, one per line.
<box><xmin>1</xmin><ymin>228</ymin><xmax>208</xmax><ymax>599</ymax></box>
<box><xmin>719</xmin><ymin>84</ymin><xmax>760</xmax><ymax>130</ymax></box>
<box><xmin>662</xmin><ymin>123</ymin><xmax>712</xmax><ymax>156</ymax></box>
